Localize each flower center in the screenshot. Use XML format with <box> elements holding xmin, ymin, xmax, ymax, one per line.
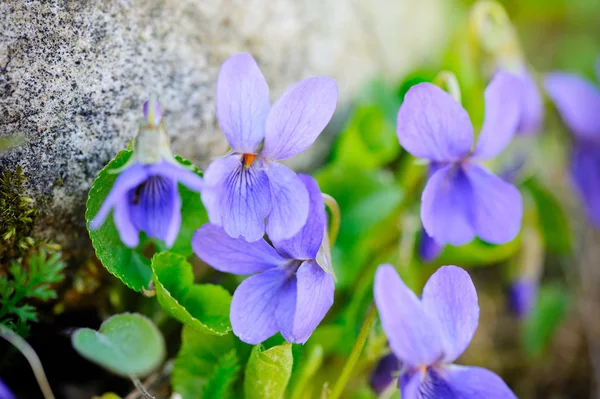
<box><xmin>243</xmin><ymin>153</ymin><xmax>257</xmax><ymax>169</ymax></box>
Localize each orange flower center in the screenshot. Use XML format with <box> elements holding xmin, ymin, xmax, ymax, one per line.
<box><xmin>243</xmin><ymin>153</ymin><xmax>257</xmax><ymax>169</ymax></box>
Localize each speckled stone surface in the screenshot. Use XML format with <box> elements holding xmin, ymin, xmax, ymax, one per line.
<box><xmin>0</xmin><ymin>0</ymin><xmax>448</xmax><ymax>249</ymax></box>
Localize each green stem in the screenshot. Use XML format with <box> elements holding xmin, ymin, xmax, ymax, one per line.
<box><xmin>0</xmin><ymin>327</ymin><xmax>55</xmax><ymax>399</ymax></box>
<box><xmin>328</xmin><ymin>302</ymin><xmax>378</xmax><ymax>399</ymax></box>
<box><xmin>129</xmin><ymin>376</ymin><xmax>156</xmax><ymax>399</ymax></box>
<box><xmin>322</xmin><ymin>194</ymin><xmax>340</xmax><ymax>247</ymax></box>
<box><xmin>433</xmin><ymin>71</ymin><xmax>462</xmax><ymax>104</ymax></box>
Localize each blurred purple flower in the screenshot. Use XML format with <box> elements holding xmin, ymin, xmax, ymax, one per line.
<box><xmin>203</xmin><ymin>53</ymin><xmax>338</xmax><ymax>242</ymax></box>
<box><xmin>193</xmin><ymin>175</ymin><xmax>334</xmax><ymax>344</ymax></box>
<box><xmin>374</xmin><ymin>264</ymin><xmax>517</xmax><ymax>399</ymax></box>
<box><xmin>508</xmin><ymin>278</ymin><xmax>537</xmax><ymax>318</ymax></box>
<box><xmin>90</xmin><ymin>99</ymin><xmax>204</xmax><ymax>248</ymax></box>
<box><xmin>0</xmin><ymin>379</ymin><xmax>15</xmax><ymax>399</ymax></box>
<box><xmin>370</xmin><ymin>353</ymin><xmax>401</xmax><ymax>395</ymax></box>
<box><xmin>544</xmin><ymin>64</ymin><xmax>600</xmax><ymax>227</ymax></box>
<box><xmin>419</xmin><ymin>228</ymin><xmax>444</xmax><ymax>263</ymax></box>
<box><xmin>512</xmin><ymin>67</ymin><xmax>544</xmax><ymax>135</ymax></box>
<box><xmin>397</xmin><ymin>72</ymin><xmax>523</xmax><ymax>246</ymax></box>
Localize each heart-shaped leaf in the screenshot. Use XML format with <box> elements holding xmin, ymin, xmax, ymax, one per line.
<box><xmin>72</xmin><ymin>313</ymin><xmax>165</xmax><ymax>377</ymax></box>
<box><xmin>151</xmin><ymin>251</ymin><xmax>232</xmax><ymax>335</ymax></box>
<box><xmin>244</xmin><ymin>343</ymin><xmax>293</xmax><ymax>399</ymax></box>
<box><xmin>86</xmin><ymin>151</ymin><xmax>207</xmax><ymax>292</ymax></box>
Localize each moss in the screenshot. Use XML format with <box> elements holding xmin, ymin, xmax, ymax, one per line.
<box><xmin>0</xmin><ymin>166</ymin><xmax>38</xmax><ymax>262</ymax></box>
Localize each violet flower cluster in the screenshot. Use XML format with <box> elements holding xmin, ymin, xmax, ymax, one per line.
<box><xmin>89</xmin><ymin>51</ymin><xmax>524</xmax><ymax>396</ymax></box>
<box><xmin>545</xmin><ymin>61</ymin><xmax>600</xmax><ymax>227</ymax></box>
<box><xmin>397</xmin><ymin>71</ymin><xmax>524</xmax><ymax>247</ymax></box>
<box><xmin>374</xmin><ymin>264</ymin><xmax>517</xmax><ymax>398</ymax></box>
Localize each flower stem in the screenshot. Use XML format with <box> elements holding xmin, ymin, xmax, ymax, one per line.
<box><xmin>433</xmin><ymin>71</ymin><xmax>462</xmax><ymax>104</ymax></box>
<box><xmin>322</xmin><ymin>193</ymin><xmax>340</xmax><ymax>247</ymax></box>
<box><xmin>129</xmin><ymin>376</ymin><xmax>156</xmax><ymax>399</ymax></box>
<box><xmin>328</xmin><ymin>302</ymin><xmax>378</xmax><ymax>399</ymax></box>
<box><xmin>0</xmin><ymin>327</ymin><xmax>55</xmax><ymax>399</ymax></box>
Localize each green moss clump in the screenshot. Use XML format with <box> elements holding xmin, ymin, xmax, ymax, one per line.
<box><xmin>0</xmin><ymin>166</ymin><xmax>38</xmax><ymax>262</ymax></box>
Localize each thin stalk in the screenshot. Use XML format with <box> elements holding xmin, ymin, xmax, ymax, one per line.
<box><xmin>328</xmin><ymin>302</ymin><xmax>378</xmax><ymax>399</ymax></box>
<box><xmin>0</xmin><ymin>327</ymin><xmax>55</xmax><ymax>399</ymax></box>
<box><xmin>322</xmin><ymin>194</ymin><xmax>340</xmax><ymax>246</ymax></box>
<box><xmin>130</xmin><ymin>376</ymin><xmax>156</xmax><ymax>399</ymax></box>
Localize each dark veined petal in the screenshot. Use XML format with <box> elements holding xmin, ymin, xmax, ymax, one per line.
<box><xmin>262</xmin><ymin>77</ymin><xmax>338</xmax><ymax>160</ymax></box>
<box><xmin>472</xmin><ymin>71</ymin><xmax>522</xmax><ymax>160</ymax></box>
<box><xmin>264</xmin><ymin>162</ymin><xmax>310</xmax><ymax>242</ymax></box>
<box><xmin>544</xmin><ymin>72</ymin><xmax>600</xmax><ymax>140</ymax></box>
<box><xmin>415</xmin><ymin>365</ymin><xmax>517</xmax><ymax>399</ymax></box>
<box><xmin>464</xmin><ymin>163</ymin><xmax>523</xmax><ymax>244</ymax></box>
<box><xmin>374</xmin><ymin>265</ymin><xmax>443</xmax><ymax>368</ymax></box>
<box><xmin>396</xmin><ymin>83</ymin><xmax>473</xmax><ymax>162</ymax></box>
<box><xmin>230</xmin><ymin>268</ymin><xmax>289</xmax><ymax>344</ymax></box>
<box><xmin>129</xmin><ymin>174</ymin><xmax>181</xmax><ymax>248</ymax></box>
<box><xmin>202</xmin><ymin>154</ymin><xmax>271</xmax><ymax>242</ymax></box>
<box><xmin>277</xmin><ymin>261</ymin><xmax>334</xmax><ymax>344</ymax></box>
<box><xmin>421</xmin><ymin>165</ymin><xmax>475</xmax><ymax>246</ymax></box>
<box><xmin>192</xmin><ymin>223</ymin><xmax>288</xmax><ymax>275</ymax></box>
<box><xmin>399</xmin><ymin>369</ymin><xmax>426</xmax><ymax>399</ymax></box>
<box><xmin>89</xmin><ymin>162</ymin><xmax>148</xmax><ymax>231</ymax></box>
<box><xmin>421</xmin><ymin>266</ymin><xmax>479</xmax><ymax>363</ymax></box>
<box><xmin>147</xmin><ymin>161</ymin><xmax>204</xmax><ymax>193</ymax></box>
<box><xmin>570</xmin><ymin>143</ymin><xmax>600</xmax><ymax>228</ymax></box>
<box><xmin>370</xmin><ymin>353</ymin><xmax>401</xmax><ymax>395</ymax></box>
<box><xmin>273</xmin><ymin>174</ymin><xmax>325</xmax><ymax>260</ymax></box>
<box><xmin>216</xmin><ymin>53</ymin><xmax>270</xmax><ymax>153</ymax></box>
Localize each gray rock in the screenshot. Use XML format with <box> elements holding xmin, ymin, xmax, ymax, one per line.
<box><xmin>0</xmin><ymin>0</ymin><xmax>448</xmax><ymax>249</ymax></box>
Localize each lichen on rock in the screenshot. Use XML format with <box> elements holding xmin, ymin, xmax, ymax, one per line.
<box><xmin>0</xmin><ymin>0</ymin><xmax>448</xmax><ymax>250</ymax></box>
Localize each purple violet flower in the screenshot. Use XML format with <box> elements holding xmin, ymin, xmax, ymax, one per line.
<box><xmin>202</xmin><ymin>53</ymin><xmax>338</xmax><ymax>242</ymax></box>
<box><xmin>90</xmin><ymin>99</ymin><xmax>204</xmax><ymax>248</ymax></box>
<box><xmin>397</xmin><ymin>71</ymin><xmax>524</xmax><ymax>246</ymax></box>
<box><xmin>193</xmin><ymin>174</ymin><xmax>334</xmax><ymax>344</ymax></box>
<box><xmin>370</xmin><ymin>353</ymin><xmax>401</xmax><ymax>395</ymax></box>
<box><xmin>544</xmin><ymin>63</ymin><xmax>600</xmax><ymax>227</ymax></box>
<box><xmin>419</xmin><ymin>228</ymin><xmax>444</xmax><ymax>263</ymax></box>
<box><xmin>508</xmin><ymin>277</ymin><xmax>537</xmax><ymax>318</ymax></box>
<box><xmin>0</xmin><ymin>379</ymin><xmax>15</xmax><ymax>399</ymax></box>
<box><xmin>510</xmin><ymin>66</ymin><xmax>544</xmax><ymax>135</ymax></box>
<box><xmin>374</xmin><ymin>264</ymin><xmax>517</xmax><ymax>398</ymax></box>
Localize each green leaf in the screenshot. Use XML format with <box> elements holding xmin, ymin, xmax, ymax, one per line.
<box><xmin>244</xmin><ymin>343</ymin><xmax>293</xmax><ymax>399</ymax></box>
<box><xmin>72</xmin><ymin>313</ymin><xmax>165</xmax><ymax>377</ymax></box>
<box><xmin>151</xmin><ymin>252</ymin><xmax>232</xmax><ymax>335</ymax></box>
<box><xmin>202</xmin><ymin>350</ymin><xmax>240</xmax><ymax>398</ymax></box>
<box><xmin>172</xmin><ymin>325</ymin><xmax>239</xmax><ymax>399</ymax></box>
<box><xmin>86</xmin><ymin>151</ymin><xmax>207</xmax><ymax>292</ymax></box>
<box><xmin>332</xmin><ymin>106</ymin><xmax>400</xmax><ymax>169</ymax></box>
<box><xmin>435</xmin><ymin>237</ymin><xmax>521</xmax><ymax>267</ymax></box>
<box><xmin>522</xmin><ymin>178</ymin><xmax>572</xmax><ymax>254</ymax></box>
<box><xmin>315</xmin><ymin>165</ymin><xmax>403</xmax><ymax>287</ymax></box>
<box><xmin>523</xmin><ymin>285</ymin><xmax>569</xmax><ymax>359</ymax></box>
